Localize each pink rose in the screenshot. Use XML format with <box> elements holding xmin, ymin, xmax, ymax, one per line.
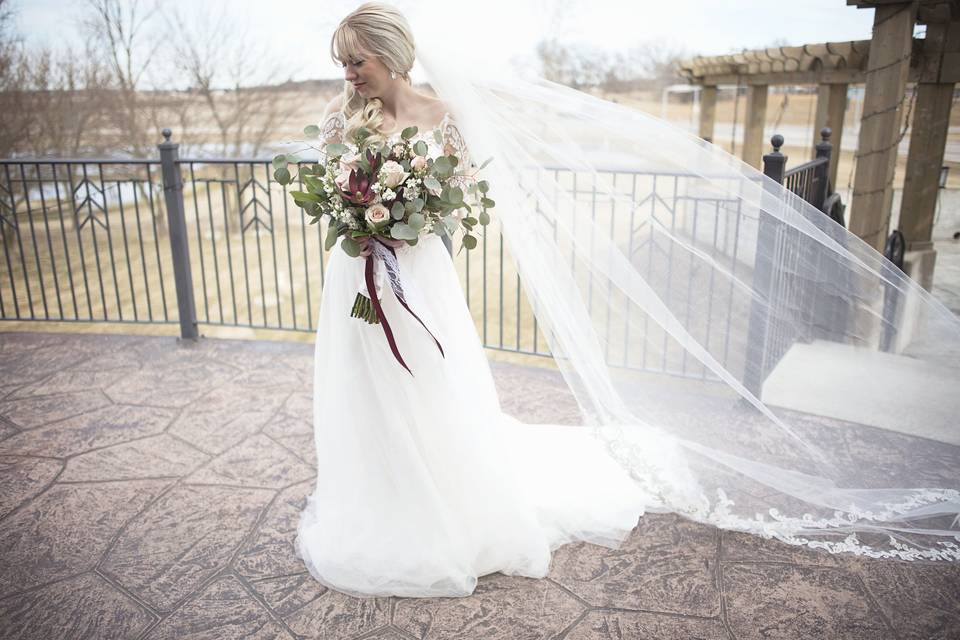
<box><xmin>334</xmin><ymin>168</ymin><xmax>352</xmax><ymax>192</ymax></box>
<box><xmin>410</xmin><ymin>156</ymin><xmax>428</xmax><ymax>172</ymax></box>
<box><xmin>365</xmin><ymin>203</ymin><xmax>390</xmax><ymax>226</ymax></box>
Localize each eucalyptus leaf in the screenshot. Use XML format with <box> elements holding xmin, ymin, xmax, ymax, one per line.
<box><xmin>401</xmin><ymin>125</ymin><xmax>418</xmax><ymax>140</ymax></box>
<box><xmin>433</xmin><ymin>129</ymin><xmax>443</xmax><ymax>146</ymax></box>
<box><xmin>450</xmin><ymin>186</ymin><xmax>463</xmax><ymax>203</ymax></box>
<box><xmin>479</xmin><ymin>211</ymin><xmax>491</xmax><ymax>225</ymax></box>
<box><xmin>324</xmin><ymin>227</ymin><xmax>339</xmax><ymax>250</ymax></box>
<box><xmin>408</xmin><ymin>212</ymin><xmax>425</xmax><ymax>230</ymax></box>
<box><xmin>423</xmin><ymin>176</ymin><xmax>441</xmax><ymax>192</ymax></box>
<box><xmin>390</xmin><ymin>223</ymin><xmax>418</xmax><ymax>240</ymax></box>
<box><xmin>341</xmin><ymin>237</ymin><xmax>362</xmax><ymax>257</ymax></box>
<box><xmin>478</xmin><ymin>180</ymin><xmax>489</xmax><ymax>193</ymax></box>
<box><xmin>325</xmin><ymin>142</ymin><xmax>349</xmax><ymax>158</ymax></box>
<box><xmin>433</xmin><ymin>157</ymin><xmax>451</xmax><ymax>174</ymax></box>
<box><xmin>481</xmin><ymin>197</ymin><xmax>496</xmax><ymax>208</ymax></box>
<box><xmin>413</xmin><ymin>197</ymin><xmax>425</xmax><ymax>212</ymax></box>
<box><xmin>462</xmin><ymin>234</ymin><xmax>477</xmax><ymax>250</ymax></box>
<box><xmin>391</xmin><ymin>201</ymin><xmax>405</xmax><ymax>220</ymax></box>
<box><xmin>290</xmin><ymin>190</ymin><xmax>321</xmax><ymax>204</ymax></box>
<box><xmin>272</xmin><ymin>154</ymin><xmax>288</xmax><ymax>170</ymax></box>
<box><xmin>413</xmin><ymin>140</ymin><xmax>428</xmax><ymax>157</ymax></box>
<box><xmin>273</xmin><ymin>167</ymin><xmax>291</xmax><ymax>185</ymax></box>
<box><xmin>304</xmin><ymin>124</ymin><xmax>321</xmax><ymax>138</ymax></box>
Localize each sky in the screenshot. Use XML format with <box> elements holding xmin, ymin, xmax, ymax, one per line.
<box><xmin>12</xmin><ymin>0</ymin><xmax>881</xmax><ymax>86</ymax></box>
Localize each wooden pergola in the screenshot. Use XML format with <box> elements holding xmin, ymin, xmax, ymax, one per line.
<box><xmin>678</xmin><ymin>0</ymin><xmax>958</xmax><ymax>289</ymax></box>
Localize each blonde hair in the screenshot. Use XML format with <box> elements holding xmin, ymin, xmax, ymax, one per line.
<box><xmin>330</xmin><ymin>2</ymin><xmax>415</xmax><ymax>148</ymax></box>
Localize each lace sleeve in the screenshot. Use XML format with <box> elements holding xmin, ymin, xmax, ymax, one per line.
<box><xmin>318</xmin><ymin>110</ymin><xmax>346</xmax><ymax>162</ymax></box>
<box><xmin>441</xmin><ymin>117</ymin><xmax>474</xmax><ymax>190</ymax></box>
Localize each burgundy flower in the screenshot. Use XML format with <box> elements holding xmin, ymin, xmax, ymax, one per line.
<box><xmin>343</xmin><ymin>169</ymin><xmax>375</xmax><ymax>205</ymax></box>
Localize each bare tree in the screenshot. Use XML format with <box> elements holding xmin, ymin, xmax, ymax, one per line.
<box><xmin>0</xmin><ymin>0</ymin><xmax>31</xmax><ymax>157</ymax></box>
<box><xmin>82</xmin><ymin>0</ymin><xmax>164</xmax><ymax>157</ymax></box>
<box><xmin>164</xmin><ymin>6</ymin><xmax>298</xmax><ymax>159</ymax></box>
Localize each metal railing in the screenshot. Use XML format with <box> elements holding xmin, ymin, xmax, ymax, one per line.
<box><xmin>1</xmin><ymin>127</ymin><xmax>842</xmax><ymax>386</ymax></box>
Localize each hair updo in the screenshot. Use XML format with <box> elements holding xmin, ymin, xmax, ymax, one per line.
<box><xmin>330</xmin><ymin>2</ymin><xmax>415</xmax><ymax>148</ymax></box>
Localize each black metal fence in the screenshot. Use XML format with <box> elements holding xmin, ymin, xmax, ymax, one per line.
<box><xmin>0</xmin><ymin>127</ymin><xmax>844</xmax><ymax>388</ymax></box>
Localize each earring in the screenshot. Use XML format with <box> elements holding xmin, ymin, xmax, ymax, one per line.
<box><xmin>390</xmin><ymin>70</ymin><xmax>397</xmax><ymax>80</ymax></box>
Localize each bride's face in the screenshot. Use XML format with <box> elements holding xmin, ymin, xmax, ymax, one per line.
<box><xmin>341</xmin><ymin>49</ymin><xmax>392</xmax><ymax>98</ymax></box>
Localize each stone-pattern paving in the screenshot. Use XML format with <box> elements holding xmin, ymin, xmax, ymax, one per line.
<box><xmin>0</xmin><ymin>330</ymin><xmax>958</xmax><ymax>640</ymax></box>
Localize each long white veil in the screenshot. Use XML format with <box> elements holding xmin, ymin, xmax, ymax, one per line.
<box><xmin>407</xmin><ymin>5</ymin><xmax>960</xmax><ymax>560</ymax></box>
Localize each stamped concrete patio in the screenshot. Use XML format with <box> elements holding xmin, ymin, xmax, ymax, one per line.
<box><xmin>0</xmin><ymin>330</ymin><xmax>958</xmax><ymax>640</ymax></box>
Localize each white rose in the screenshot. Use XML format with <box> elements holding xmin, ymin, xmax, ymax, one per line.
<box><xmin>365</xmin><ymin>203</ymin><xmax>390</xmax><ymax>226</ymax></box>
<box><xmin>379</xmin><ymin>160</ymin><xmax>409</xmax><ymax>189</ymax></box>
<box><xmin>410</xmin><ymin>155</ymin><xmax>428</xmax><ymax>172</ymax></box>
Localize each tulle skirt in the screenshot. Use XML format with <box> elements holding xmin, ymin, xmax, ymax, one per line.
<box><xmin>295</xmin><ymin>233</ymin><xmax>649</xmax><ymax>598</ymax></box>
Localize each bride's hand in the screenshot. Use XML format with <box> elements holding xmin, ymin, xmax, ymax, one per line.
<box><xmin>377</xmin><ymin>236</ymin><xmax>407</xmax><ymax>249</ymax></box>
<box><xmin>357</xmin><ymin>235</ymin><xmax>407</xmax><ymax>258</ymax></box>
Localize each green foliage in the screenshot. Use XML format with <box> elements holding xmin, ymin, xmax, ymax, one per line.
<box><xmin>341</xmin><ymin>236</ymin><xmax>362</xmax><ymax>257</ymax></box>
<box><xmin>273</xmin><ymin>167</ymin><xmax>291</xmax><ymax>185</ymax></box>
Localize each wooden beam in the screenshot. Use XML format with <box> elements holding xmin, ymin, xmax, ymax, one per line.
<box><xmin>849</xmin><ymin>2</ymin><xmax>917</xmax><ymax>252</ymax></box>
<box><xmin>741</xmin><ymin>84</ymin><xmax>768</xmax><ymax>169</ymax></box>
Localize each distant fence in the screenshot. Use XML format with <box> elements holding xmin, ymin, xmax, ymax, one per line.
<box><xmin>0</xmin><ymin>127</ymin><xmax>847</xmax><ymax>389</ymax></box>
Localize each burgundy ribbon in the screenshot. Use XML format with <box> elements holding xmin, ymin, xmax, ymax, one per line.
<box><xmin>364</xmin><ymin>240</ymin><xmax>445</xmax><ymax>375</ymax></box>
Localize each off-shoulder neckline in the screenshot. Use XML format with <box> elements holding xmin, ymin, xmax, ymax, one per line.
<box><xmin>334</xmin><ymin>110</ymin><xmax>451</xmax><ymax>138</ymax></box>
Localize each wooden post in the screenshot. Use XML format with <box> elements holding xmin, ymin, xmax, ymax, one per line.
<box><xmin>813</xmin><ymin>83</ymin><xmax>847</xmax><ymax>189</ymax></box>
<box><xmin>848</xmin><ymin>2</ymin><xmax>917</xmax><ymax>252</ymax></box>
<box><xmin>813</xmin><ymin>84</ymin><xmax>831</xmax><ymax>154</ymax></box>
<box><xmin>898</xmin><ymin>15</ymin><xmax>958</xmax><ymax>250</ymax></box>
<box><xmin>899</xmin><ymin>82</ymin><xmax>953</xmax><ymax>249</ymax></box>
<box><xmin>825</xmin><ymin>83</ymin><xmax>847</xmax><ymax>190</ymax></box>
<box><xmin>741</xmin><ymin>84</ymin><xmax>768</xmax><ymax>169</ymax></box>
<box><xmin>699</xmin><ymin>85</ymin><xmax>718</xmax><ymax>143</ymax></box>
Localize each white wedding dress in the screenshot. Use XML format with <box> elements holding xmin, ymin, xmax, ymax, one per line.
<box><xmin>294</xmin><ymin>110</ymin><xmax>650</xmax><ymax>598</ymax></box>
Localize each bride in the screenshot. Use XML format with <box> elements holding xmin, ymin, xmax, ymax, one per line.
<box><xmin>296</xmin><ymin>2</ymin><xmax>960</xmax><ymax>598</ymax></box>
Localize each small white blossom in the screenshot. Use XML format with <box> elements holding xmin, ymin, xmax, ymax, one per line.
<box><xmin>382</xmin><ymin>188</ymin><xmax>396</xmax><ymax>201</ymax></box>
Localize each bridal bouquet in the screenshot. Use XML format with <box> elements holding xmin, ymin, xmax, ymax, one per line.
<box><xmin>271</xmin><ymin>121</ymin><xmax>495</xmax><ymax>375</ymax></box>
<box><xmin>272</xmin><ymin>122</ymin><xmax>493</xmax><ymax>257</ymax></box>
